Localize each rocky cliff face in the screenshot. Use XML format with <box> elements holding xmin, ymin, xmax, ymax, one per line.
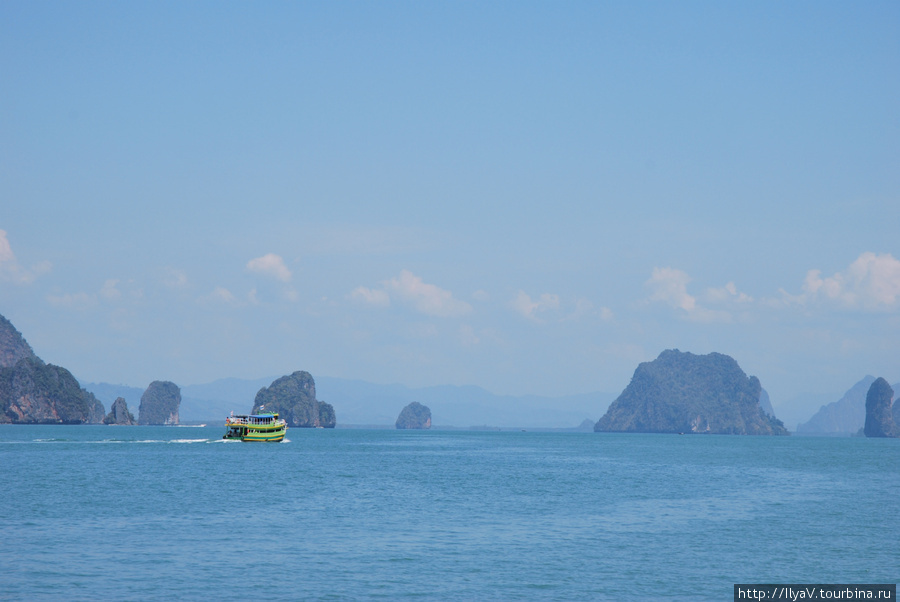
<box><xmin>0</xmin><ymin>313</ymin><xmax>105</xmax><ymax>424</ymax></box>
<box><xmin>0</xmin><ymin>357</ymin><xmax>106</xmax><ymax>424</ymax></box>
<box><xmin>396</xmin><ymin>402</ymin><xmax>432</xmax><ymax>429</ymax></box>
<box><xmin>0</xmin><ymin>314</ymin><xmax>37</xmax><ymax>368</ymax></box>
<box><xmin>103</xmin><ymin>397</ymin><xmax>137</xmax><ymax>425</ymax></box>
<box><xmin>864</xmin><ymin>378</ymin><xmax>897</xmax><ymax>438</ymax></box>
<box><xmin>138</xmin><ymin>381</ymin><xmax>181</xmax><ymax>425</ymax></box>
<box><xmin>252</xmin><ymin>371</ymin><xmax>336</xmax><ymax>428</ymax></box>
<box><xmin>595</xmin><ymin>349</ymin><xmax>788</xmax><ymax>435</ymax></box>
<box><xmin>759</xmin><ymin>389</ymin><xmax>776</xmax><ymax>418</ymax></box>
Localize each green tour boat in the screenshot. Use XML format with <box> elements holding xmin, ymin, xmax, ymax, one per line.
<box><xmin>223</xmin><ymin>412</ymin><xmax>287</xmax><ymax>442</ymax></box>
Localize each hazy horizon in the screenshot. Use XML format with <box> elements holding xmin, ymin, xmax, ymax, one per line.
<box><xmin>2</xmin><ymin>3</ymin><xmax>897</xmax><ymax>411</ymax></box>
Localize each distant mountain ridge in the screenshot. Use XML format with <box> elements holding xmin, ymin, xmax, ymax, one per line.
<box><xmin>796</xmin><ymin>376</ymin><xmax>900</xmax><ymax>435</ymax></box>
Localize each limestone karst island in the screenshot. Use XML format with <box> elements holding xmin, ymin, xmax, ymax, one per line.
<box><xmin>2</xmin><ymin>311</ymin><xmax>898</xmax><ymax>436</ymax></box>
<box><xmin>396</xmin><ymin>402</ymin><xmax>432</xmax><ymax>429</ymax></box>
<box><xmin>595</xmin><ymin>349</ymin><xmax>789</xmax><ymax>435</ymax></box>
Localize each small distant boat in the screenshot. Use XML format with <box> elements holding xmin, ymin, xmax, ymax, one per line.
<box><xmin>222</xmin><ymin>412</ymin><xmax>287</xmax><ymax>442</ymax></box>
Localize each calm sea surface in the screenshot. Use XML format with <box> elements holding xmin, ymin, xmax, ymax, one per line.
<box><xmin>1</xmin><ymin>426</ymin><xmax>897</xmax><ymax>600</ymax></box>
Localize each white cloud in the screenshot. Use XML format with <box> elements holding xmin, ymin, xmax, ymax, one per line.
<box><xmin>351</xmin><ymin>286</ymin><xmax>391</xmax><ymax>307</ymax></box>
<box><xmin>512</xmin><ymin>291</ymin><xmax>561</xmax><ymax>321</ymax></box>
<box><xmin>0</xmin><ymin>230</ymin><xmax>51</xmax><ymax>284</ymax></box>
<box><xmin>510</xmin><ymin>291</ymin><xmax>559</xmax><ymax>320</ymax></box>
<box><xmin>645</xmin><ymin>267</ymin><xmax>732</xmax><ymax>323</ymax></box>
<box><xmin>246</xmin><ymin>253</ymin><xmax>292</xmax><ymax>283</ymax></box>
<box><xmin>646</xmin><ymin>267</ymin><xmax>696</xmax><ymax>311</ymax></box>
<box><xmin>350</xmin><ymin>270</ymin><xmax>471</xmax><ymax>317</ymax></box>
<box><xmin>705</xmin><ymin>281</ymin><xmax>753</xmax><ymax>304</ymax></box>
<box><xmin>385</xmin><ymin>270</ymin><xmax>472</xmax><ymax>317</ymax></box>
<box><xmin>799</xmin><ymin>252</ymin><xmax>900</xmax><ymax>310</ymax></box>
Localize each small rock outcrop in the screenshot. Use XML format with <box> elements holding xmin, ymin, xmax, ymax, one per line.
<box><xmin>252</xmin><ymin>371</ymin><xmax>336</xmax><ymax>428</ymax></box>
<box><xmin>864</xmin><ymin>378</ymin><xmax>897</xmax><ymax>438</ymax></box>
<box><xmin>138</xmin><ymin>381</ymin><xmax>181</xmax><ymax>425</ymax></box>
<box><xmin>396</xmin><ymin>402</ymin><xmax>432</xmax><ymax>429</ymax></box>
<box><xmin>595</xmin><ymin>349</ymin><xmax>788</xmax><ymax>435</ymax></box>
<box><xmin>103</xmin><ymin>397</ymin><xmax>137</xmax><ymax>425</ymax></box>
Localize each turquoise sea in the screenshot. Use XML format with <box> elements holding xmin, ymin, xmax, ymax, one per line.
<box><xmin>2</xmin><ymin>426</ymin><xmax>898</xmax><ymax>600</ymax></box>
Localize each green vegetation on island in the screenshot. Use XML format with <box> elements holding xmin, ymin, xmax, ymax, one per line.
<box><xmin>138</xmin><ymin>381</ymin><xmax>181</xmax><ymax>425</ymax></box>
<box><xmin>252</xmin><ymin>370</ymin><xmax>336</xmax><ymax>428</ymax></box>
<box><xmin>395</xmin><ymin>402</ymin><xmax>432</xmax><ymax>429</ymax></box>
<box><xmin>595</xmin><ymin>349</ymin><xmax>788</xmax><ymax>435</ymax></box>
<box><xmin>1</xmin><ymin>357</ymin><xmax>106</xmax><ymax>424</ymax></box>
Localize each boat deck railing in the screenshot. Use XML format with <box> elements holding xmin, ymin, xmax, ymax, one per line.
<box><xmin>226</xmin><ymin>414</ymin><xmax>284</xmax><ymax>426</ymax></box>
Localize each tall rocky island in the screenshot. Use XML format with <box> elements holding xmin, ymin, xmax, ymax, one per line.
<box><xmin>595</xmin><ymin>349</ymin><xmax>788</xmax><ymax>435</ymax></box>
<box><xmin>252</xmin><ymin>371</ymin><xmax>336</xmax><ymax>428</ymax></box>
<box><xmin>396</xmin><ymin>402</ymin><xmax>432</xmax><ymax>429</ymax></box>
<box><xmin>138</xmin><ymin>381</ymin><xmax>181</xmax><ymax>425</ymax></box>
<box><xmin>863</xmin><ymin>378</ymin><xmax>898</xmax><ymax>438</ymax></box>
<box><xmin>0</xmin><ymin>313</ymin><xmax>105</xmax><ymax>424</ymax></box>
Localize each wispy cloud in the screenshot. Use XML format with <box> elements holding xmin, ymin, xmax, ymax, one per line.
<box><xmin>704</xmin><ymin>282</ymin><xmax>753</xmax><ymax>304</ymax></box>
<box><xmin>163</xmin><ymin>267</ymin><xmax>189</xmax><ymax>288</ymax></box>
<box><xmin>46</xmin><ymin>291</ymin><xmax>95</xmax><ymax>310</ymax></box>
<box><xmin>0</xmin><ymin>230</ymin><xmax>51</xmax><ymax>284</ymax></box>
<box><xmin>46</xmin><ymin>279</ymin><xmax>142</xmax><ymax>310</ymax></box>
<box><xmin>512</xmin><ymin>291</ymin><xmax>560</xmax><ymax>321</ymax></box>
<box><xmin>246</xmin><ymin>253</ymin><xmax>292</xmax><ymax>283</ymax></box>
<box><xmin>198</xmin><ymin>286</ymin><xmax>240</xmax><ymax>306</ymax></box>
<box><xmin>351</xmin><ymin>286</ymin><xmax>391</xmax><ymax>307</ymax></box>
<box><xmin>99</xmin><ymin>279</ymin><xmax>122</xmax><ymax>301</ymax></box>
<box><xmin>351</xmin><ymin>270</ymin><xmax>471</xmax><ymax>317</ymax></box>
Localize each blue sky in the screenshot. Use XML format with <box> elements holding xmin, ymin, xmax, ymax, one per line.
<box><xmin>1</xmin><ymin>2</ymin><xmax>898</xmax><ymax>415</ymax></box>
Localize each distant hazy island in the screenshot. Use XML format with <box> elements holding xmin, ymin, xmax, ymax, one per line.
<box><xmin>396</xmin><ymin>402</ymin><xmax>431</xmax><ymax>429</ymax></box>
<box><xmin>595</xmin><ymin>349</ymin><xmax>788</xmax><ymax>435</ymax></box>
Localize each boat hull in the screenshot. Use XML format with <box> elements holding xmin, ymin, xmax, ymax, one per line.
<box><xmin>242</xmin><ymin>427</ymin><xmax>286</xmax><ymax>442</ymax></box>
